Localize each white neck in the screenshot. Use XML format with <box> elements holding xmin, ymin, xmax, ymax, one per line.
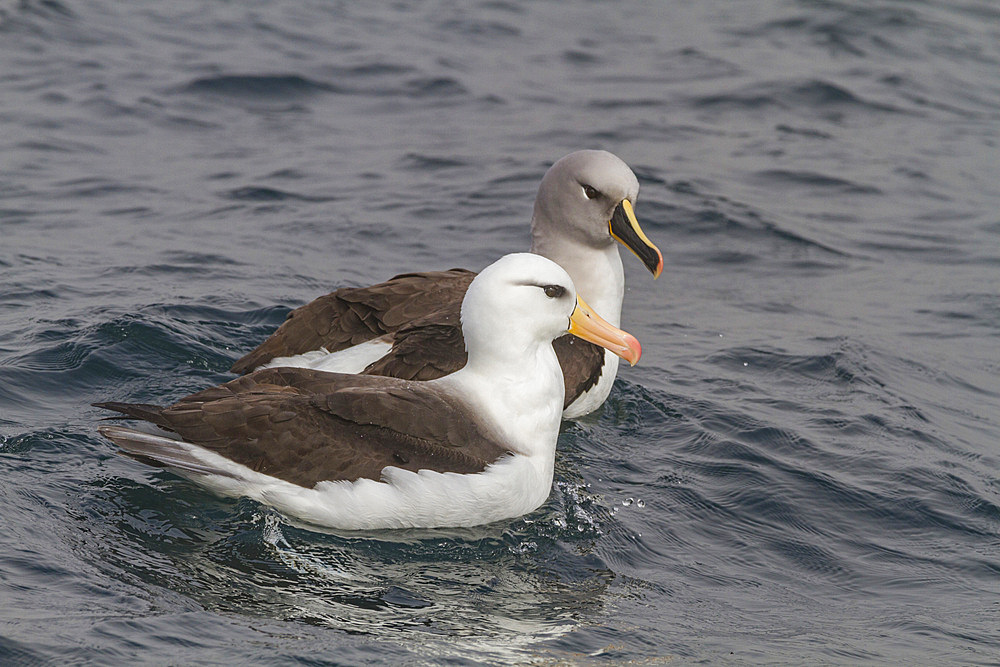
<box><xmin>530</xmin><ymin>233</ymin><xmax>625</xmax><ymax>327</ymax></box>
<box><xmin>438</xmin><ymin>342</ymin><xmax>564</xmax><ymax>460</ymax></box>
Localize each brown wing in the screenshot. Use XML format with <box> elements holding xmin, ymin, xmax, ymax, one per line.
<box><xmin>361</xmin><ymin>300</ymin><xmax>467</xmax><ymax>381</ymax></box>
<box><xmin>96</xmin><ymin>367</ymin><xmax>509</xmax><ymax>488</ymax></box>
<box><xmin>552</xmin><ymin>334</ymin><xmax>605</xmax><ymax>408</ymax></box>
<box><xmin>230</xmin><ymin>269</ymin><xmax>476</xmax><ymax>374</ymax></box>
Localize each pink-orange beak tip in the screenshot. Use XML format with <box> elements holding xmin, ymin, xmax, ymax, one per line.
<box><xmin>623</xmin><ymin>332</ymin><xmax>642</xmax><ymax>366</ymax></box>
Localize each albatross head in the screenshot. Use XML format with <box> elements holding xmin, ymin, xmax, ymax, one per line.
<box><xmin>530</xmin><ymin>150</ymin><xmax>663</xmax><ymax>280</ymax></box>
<box><xmin>461</xmin><ymin>253</ymin><xmax>641</xmax><ymax>370</ymax></box>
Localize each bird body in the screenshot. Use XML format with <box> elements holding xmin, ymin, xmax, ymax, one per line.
<box><xmin>97</xmin><ymin>254</ymin><xmax>641</xmax><ymax>530</ymax></box>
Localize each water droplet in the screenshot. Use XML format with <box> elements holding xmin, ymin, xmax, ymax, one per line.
<box><xmin>622</xmin><ymin>498</ymin><xmax>633</xmax><ymax>506</ymax></box>
<box><xmin>743</xmin><ymin>361</ymin><xmax>748</xmax><ymax>367</ymax></box>
<box><xmin>636</xmin><ymin>499</ymin><xmax>645</xmax><ymax>508</ymax></box>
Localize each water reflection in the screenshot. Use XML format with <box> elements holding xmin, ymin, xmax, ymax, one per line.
<box><xmin>72</xmin><ymin>474</ymin><xmax>620</xmax><ymax>662</ymax></box>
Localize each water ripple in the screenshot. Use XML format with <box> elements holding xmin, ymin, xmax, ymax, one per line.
<box><xmin>177</xmin><ymin>74</ymin><xmax>339</xmax><ymax>99</ymax></box>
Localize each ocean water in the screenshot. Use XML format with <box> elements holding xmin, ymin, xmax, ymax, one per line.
<box><xmin>2</xmin><ymin>0</ymin><xmax>999</xmax><ymax>663</ymax></box>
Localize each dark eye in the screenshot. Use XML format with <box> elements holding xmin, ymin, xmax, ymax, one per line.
<box><xmin>583</xmin><ymin>185</ymin><xmax>600</xmax><ymax>199</ymax></box>
<box><xmin>543</xmin><ymin>284</ymin><xmax>565</xmax><ymax>299</ymax></box>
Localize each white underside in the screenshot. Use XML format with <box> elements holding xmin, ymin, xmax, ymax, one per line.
<box><xmin>126</xmin><ymin>429</ymin><xmax>554</xmax><ymax>530</ymax></box>
<box><xmin>260</xmin><ymin>339</ymin><xmax>393</xmax><ymax>374</ymax></box>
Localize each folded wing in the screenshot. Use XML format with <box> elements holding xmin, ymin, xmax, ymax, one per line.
<box><xmin>97</xmin><ymin>367</ymin><xmax>510</xmax><ymax>488</ymax></box>
<box><xmin>230</xmin><ymin>269</ymin><xmax>476</xmax><ymax>374</ymax></box>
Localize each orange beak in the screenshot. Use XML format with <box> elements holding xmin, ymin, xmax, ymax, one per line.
<box><xmin>567</xmin><ymin>296</ymin><xmax>642</xmax><ymax>366</ymax></box>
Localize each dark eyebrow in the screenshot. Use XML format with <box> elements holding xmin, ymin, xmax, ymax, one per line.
<box><xmin>516</xmin><ymin>282</ymin><xmax>567</xmax><ymax>297</ymax></box>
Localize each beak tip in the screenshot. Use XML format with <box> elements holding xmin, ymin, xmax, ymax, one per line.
<box><xmin>625</xmin><ymin>334</ymin><xmax>642</xmax><ymax>366</ymax></box>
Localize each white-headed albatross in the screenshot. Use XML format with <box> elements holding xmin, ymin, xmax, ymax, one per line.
<box><xmin>230</xmin><ymin>150</ymin><xmax>662</xmax><ymax>418</ymax></box>
<box><xmin>96</xmin><ymin>253</ymin><xmax>641</xmax><ymax>530</ymax></box>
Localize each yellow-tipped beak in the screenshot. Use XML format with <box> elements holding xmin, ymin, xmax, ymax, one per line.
<box><xmin>567</xmin><ymin>296</ymin><xmax>642</xmax><ymax>366</ymax></box>
<box><xmin>609</xmin><ymin>199</ymin><xmax>664</xmax><ymax>279</ymax></box>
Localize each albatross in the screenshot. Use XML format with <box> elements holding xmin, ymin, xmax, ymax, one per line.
<box><xmin>230</xmin><ymin>150</ymin><xmax>662</xmax><ymax>418</ymax></box>
<box><xmin>95</xmin><ymin>253</ymin><xmax>641</xmax><ymax>530</ymax></box>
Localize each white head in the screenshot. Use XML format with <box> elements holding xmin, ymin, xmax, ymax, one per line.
<box><xmin>461</xmin><ymin>253</ymin><xmax>577</xmax><ymax>368</ymax></box>
<box><xmin>460</xmin><ymin>253</ymin><xmax>641</xmax><ymax>372</ymax></box>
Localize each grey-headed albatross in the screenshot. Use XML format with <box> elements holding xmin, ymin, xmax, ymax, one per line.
<box><xmin>96</xmin><ymin>253</ymin><xmax>641</xmax><ymax>530</ymax></box>
<box><xmin>230</xmin><ymin>150</ymin><xmax>662</xmax><ymax>418</ymax></box>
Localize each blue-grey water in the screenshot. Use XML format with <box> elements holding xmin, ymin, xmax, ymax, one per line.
<box><xmin>2</xmin><ymin>0</ymin><xmax>999</xmax><ymax>663</ymax></box>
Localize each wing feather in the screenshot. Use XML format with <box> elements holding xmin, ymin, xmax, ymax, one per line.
<box><xmin>96</xmin><ymin>367</ymin><xmax>509</xmax><ymax>488</ymax></box>
<box><xmin>230</xmin><ymin>269</ymin><xmax>475</xmax><ymax>374</ymax></box>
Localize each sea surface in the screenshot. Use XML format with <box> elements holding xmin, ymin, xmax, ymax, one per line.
<box><xmin>2</xmin><ymin>0</ymin><xmax>999</xmax><ymax>663</ymax></box>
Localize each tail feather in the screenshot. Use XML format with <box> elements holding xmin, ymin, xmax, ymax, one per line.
<box><xmin>97</xmin><ymin>426</ymin><xmax>240</xmax><ymax>480</ymax></box>
<box><xmin>92</xmin><ymin>402</ymin><xmax>170</xmax><ymax>427</ymax></box>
